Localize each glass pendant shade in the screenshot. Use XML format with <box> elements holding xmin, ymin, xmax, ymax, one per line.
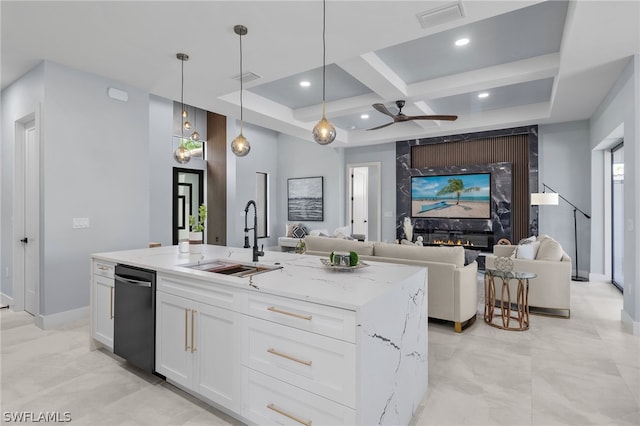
<box><xmin>173</xmin><ymin>144</ymin><xmax>192</xmax><ymax>164</ymax></box>
<box><xmin>182</xmin><ymin>110</ymin><xmax>188</xmax><ymax>118</ymax></box>
<box><xmin>231</xmin><ymin>132</ymin><xmax>250</xmax><ymax>157</ymax></box>
<box><xmin>183</xmin><ymin>120</ymin><xmax>191</xmax><ymax>130</ymax></box>
<box><xmin>190</xmin><ymin>130</ymin><xmax>200</xmax><ymax>141</ymax></box>
<box><xmin>313</xmin><ymin>114</ymin><xmax>336</xmax><ymax>145</ymax></box>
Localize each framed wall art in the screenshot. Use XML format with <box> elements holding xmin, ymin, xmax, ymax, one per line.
<box><xmin>287</xmin><ymin>176</ymin><xmax>324</xmax><ymax>221</ymax></box>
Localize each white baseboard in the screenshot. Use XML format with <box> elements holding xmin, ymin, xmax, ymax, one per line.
<box><xmin>589</xmin><ymin>273</ymin><xmax>607</xmax><ymax>282</ymax></box>
<box><xmin>621</xmin><ymin>309</ymin><xmax>640</xmax><ymax>336</ymax></box>
<box><xmin>35</xmin><ymin>306</ymin><xmax>89</xmax><ymax>330</ymax></box>
<box><xmin>1</xmin><ymin>292</ymin><xmax>13</xmax><ymax>308</ymax></box>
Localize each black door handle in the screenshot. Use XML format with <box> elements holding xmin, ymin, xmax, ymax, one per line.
<box><xmin>20</xmin><ymin>237</ymin><xmax>28</xmax><ymax>243</ymax></box>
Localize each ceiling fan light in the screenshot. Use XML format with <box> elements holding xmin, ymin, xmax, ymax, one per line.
<box><xmin>173</xmin><ymin>144</ymin><xmax>192</xmax><ymax>164</ymax></box>
<box><xmin>313</xmin><ymin>116</ymin><xmax>336</xmax><ymax>145</ymax></box>
<box><xmin>231</xmin><ymin>132</ymin><xmax>250</xmax><ymax>157</ymax></box>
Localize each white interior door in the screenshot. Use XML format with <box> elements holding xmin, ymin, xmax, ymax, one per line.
<box><xmin>14</xmin><ymin>115</ymin><xmax>40</xmax><ymax>316</ymax></box>
<box><xmin>24</xmin><ymin>120</ymin><xmax>39</xmax><ymax>315</ymax></box>
<box><xmin>351</xmin><ymin>167</ymin><xmax>368</xmax><ymax>239</ymax></box>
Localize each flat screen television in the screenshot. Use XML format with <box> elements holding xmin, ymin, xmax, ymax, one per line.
<box><xmin>411</xmin><ymin>173</ymin><xmax>491</xmax><ymax>219</ymax></box>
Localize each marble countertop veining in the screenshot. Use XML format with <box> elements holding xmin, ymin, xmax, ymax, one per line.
<box><xmin>92</xmin><ymin>245</ymin><xmax>426</xmax><ymax>311</ymax></box>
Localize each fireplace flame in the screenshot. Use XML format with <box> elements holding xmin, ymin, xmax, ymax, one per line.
<box><xmin>432</xmin><ymin>239</ymin><xmax>474</xmax><ymax>246</ymax></box>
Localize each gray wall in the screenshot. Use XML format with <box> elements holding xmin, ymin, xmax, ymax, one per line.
<box><xmin>1</xmin><ymin>61</ymin><xmax>150</xmax><ymax>318</ymax></box>
<box><xmin>590</xmin><ymin>55</ymin><xmax>639</xmax><ymax>331</ymax></box>
<box><xmin>276</xmin><ymin>134</ymin><xmax>346</xmax><ymax>236</ymax></box>
<box><xmin>226</xmin><ymin>121</ymin><xmax>280</xmax><ymax>249</ymax></box>
<box><xmin>345</xmin><ymin>143</ymin><xmax>396</xmax><ymax>242</ymax></box>
<box><xmin>537</xmin><ymin>121</ymin><xmax>591</xmax><ymax>276</ymax></box>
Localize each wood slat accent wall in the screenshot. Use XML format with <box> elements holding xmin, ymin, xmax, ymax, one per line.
<box><xmin>411</xmin><ymin>134</ymin><xmax>530</xmax><ymax>242</ymax></box>
<box><xmin>206</xmin><ymin>112</ymin><xmax>227</xmax><ymax>246</ymax></box>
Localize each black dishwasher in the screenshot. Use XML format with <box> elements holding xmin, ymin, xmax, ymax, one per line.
<box><xmin>113</xmin><ymin>264</ymin><xmax>156</xmax><ymax>373</ymax></box>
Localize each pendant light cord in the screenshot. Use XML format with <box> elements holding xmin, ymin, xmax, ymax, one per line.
<box><xmin>180</xmin><ymin>57</ymin><xmax>185</xmax><ymax>140</ymax></box>
<box><xmin>239</xmin><ymin>30</ymin><xmax>244</xmax><ymax>130</ymax></box>
<box><xmin>322</xmin><ymin>0</ymin><xmax>327</xmax><ymax>114</ymax></box>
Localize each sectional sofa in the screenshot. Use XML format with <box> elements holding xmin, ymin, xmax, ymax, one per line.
<box><xmin>304</xmin><ymin>236</ymin><xmax>478</xmax><ymax>332</ymax></box>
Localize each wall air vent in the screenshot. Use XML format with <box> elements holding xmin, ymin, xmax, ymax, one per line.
<box><xmin>231</xmin><ymin>71</ymin><xmax>262</xmax><ymax>83</ymax></box>
<box><xmin>416</xmin><ymin>1</ymin><xmax>465</xmax><ymax>29</ymax></box>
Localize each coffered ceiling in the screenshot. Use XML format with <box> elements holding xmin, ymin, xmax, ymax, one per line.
<box><xmin>2</xmin><ymin>1</ymin><xmax>638</xmax><ymax>147</ymax></box>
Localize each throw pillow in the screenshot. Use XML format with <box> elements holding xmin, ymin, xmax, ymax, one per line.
<box><xmin>285</xmin><ymin>222</ymin><xmax>296</xmax><ymax>237</ymax></box>
<box><xmin>518</xmin><ymin>235</ymin><xmax>537</xmax><ymax>245</ymax></box>
<box><xmin>309</xmin><ymin>229</ymin><xmax>330</xmax><ymax>237</ymax></box>
<box><xmin>514</xmin><ymin>241</ymin><xmax>540</xmax><ymax>260</ymax></box>
<box><xmin>536</xmin><ymin>237</ymin><xmax>563</xmax><ymax>261</ymax></box>
<box><xmin>333</xmin><ymin>226</ymin><xmax>351</xmax><ymax>237</ymax></box>
<box><xmin>464</xmin><ymin>249</ymin><xmax>480</xmax><ymax>266</ymax></box>
<box><xmin>291</xmin><ymin>224</ymin><xmax>308</xmax><ymax>239</ymax></box>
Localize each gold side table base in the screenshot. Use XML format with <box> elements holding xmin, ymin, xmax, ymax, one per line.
<box><xmin>484</xmin><ymin>272</ymin><xmax>531</xmax><ymax>331</ymax></box>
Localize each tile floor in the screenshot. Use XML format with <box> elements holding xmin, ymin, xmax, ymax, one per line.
<box><xmin>1</xmin><ymin>277</ymin><xmax>639</xmax><ymax>425</ymax></box>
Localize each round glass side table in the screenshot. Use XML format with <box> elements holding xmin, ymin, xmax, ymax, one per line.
<box><xmin>483</xmin><ymin>269</ymin><xmax>537</xmax><ymax>331</ymax></box>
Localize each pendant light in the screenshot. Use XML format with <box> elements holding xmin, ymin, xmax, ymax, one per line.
<box><xmin>312</xmin><ymin>0</ymin><xmax>336</xmax><ymax>145</ymax></box>
<box><xmin>190</xmin><ymin>105</ymin><xmax>200</xmax><ymax>141</ymax></box>
<box><xmin>174</xmin><ymin>53</ymin><xmax>192</xmax><ymax>164</ymax></box>
<box><xmin>231</xmin><ymin>24</ymin><xmax>250</xmax><ymax>157</ymax></box>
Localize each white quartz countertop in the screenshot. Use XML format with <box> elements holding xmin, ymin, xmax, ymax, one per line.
<box><xmin>93</xmin><ymin>245</ymin><xmax>426</xmax><ymax>311</ymax></box>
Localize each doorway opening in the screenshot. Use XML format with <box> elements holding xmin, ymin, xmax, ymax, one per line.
<box><xmin>611</xmin><ymin>142</ymin><xmax>624</xmax><ymax>291</ymax></box>
<box><xmin>173</xmin><ymin>168</ymin><xmax>204</xmax><ymax>245</ymax></box>
<box><xmin>347</xmin><ymin>162</ymin><xmax>381</xmax><ymax>242</ymax></box>
<box><xmin>13</xmin><ymin>112</ymin><xmax>40</xmax><ymax>317</ymax></box>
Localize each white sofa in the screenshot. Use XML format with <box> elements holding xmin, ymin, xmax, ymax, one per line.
<box><xmin>484</xmin><ymin>238</ymin><xmax>571</xmax><ymax>317</ymax></box>
<box><xmin>304</xmin><ymin>236</ymin><xmax>478</xmax><ymax>332</ymax></box>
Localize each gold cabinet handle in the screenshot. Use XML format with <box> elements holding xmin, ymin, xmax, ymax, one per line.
<box><xmin>191</xmin><ymin>310</ymin><xmax>197</xmax><ymax>353</ymax></box>
<box><xmin>267</xmin><ymin>403</ymin><xmax>312</xmax><ymax>426</ymax></box>
<box><xmin>184</xmin><ymin>308</ymin><xmax>190</xmax><ymax>352</ymax></box>
<box><xmin>267</xmin><ymin>348</ymin><xmax>312</xmax><ymax>366</ymax></box>
<box><xmin>267</xmin><ymin>306</ymin><xmax>312</xmax><ymax>321</ymax></box>
<box><xmin>109</xmin><ymin>286</ymin><xmax>114</xmax><ymax>319</ymax></box>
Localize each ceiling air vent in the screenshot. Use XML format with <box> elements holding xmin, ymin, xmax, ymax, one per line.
<box><xmin>231</xmin><ymin>71</ymin><xmax>261</xmax><ymax>83</ymax></box>
<box><xmin>416</xmin><ymin>1</ymin><xmax>465</xmax><ymax>29</ymax></box>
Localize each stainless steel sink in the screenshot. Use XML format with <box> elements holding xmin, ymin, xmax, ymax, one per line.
<box><xmin>181</xmin><ymin>259</ymin><xmax>281</xmax><ymax>278</ymax></box>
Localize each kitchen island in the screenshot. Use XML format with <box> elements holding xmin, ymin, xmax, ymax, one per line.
<box><xmin>90</xmin><ymin>245</ymin><xmax>428</xmax><ymax>425</ymax></box>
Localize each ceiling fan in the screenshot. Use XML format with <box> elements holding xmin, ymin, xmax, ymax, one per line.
<box><xmin>366</xmin><ymin>100</ymin><xmax>458</xmax><ymax>131</ymax></box>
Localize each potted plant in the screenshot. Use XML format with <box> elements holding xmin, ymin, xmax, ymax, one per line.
<box><xmin>188</xmin><ymin>204</ymin><xmax>207</xmax><ymax>254</ymax></box>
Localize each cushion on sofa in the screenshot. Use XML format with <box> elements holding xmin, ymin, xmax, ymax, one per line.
<box><xmin>535</xmin><ymin>237</ymin><xmax>564</xmax><ymax>261</ymax></box>
<box><xmin>464</xmin><ymin>249</ymin><xmax>480</xmax><ymax>266</ymax></box>
<box><xmin>304</xmin><ymin>235</ymin><xmax>374</xmax><ymax>256</ymax></box>
<box><xmin>373</xmin><ymin>242</ymin><xmax>465</xmax><ymax>268</ymax></box>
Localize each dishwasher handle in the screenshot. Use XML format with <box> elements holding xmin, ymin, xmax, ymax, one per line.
<box><xmin>114</xmin><ymin>275</ymin><xmax>152</xmax><ymax>288</ymax></box>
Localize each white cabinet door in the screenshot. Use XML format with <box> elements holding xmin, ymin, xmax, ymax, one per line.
<box><xmin>194</xmin><ymin>302</ymin><xmax>241</xmax><ymax>412</ymax></box>
<box><xmin>92</xmin><ymin>274</ymin><xmax>114</xmax><ymax>349</ymax></box>
<box><xmin>156</xmin><ymin>291</ymin><xmax>194</xmax><ymax>389</ymax></box>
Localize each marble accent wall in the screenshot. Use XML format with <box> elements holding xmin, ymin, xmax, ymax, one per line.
<box><xmin>396</xmin><ymin>126</ymin><xmax>539</xmax><ymax>245</ymax></box>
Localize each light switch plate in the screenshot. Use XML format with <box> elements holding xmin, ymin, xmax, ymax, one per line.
<box><xmin>72</xmin><ymin>218</ymin><xmax>90</xmax><ymax>228</ymax></box>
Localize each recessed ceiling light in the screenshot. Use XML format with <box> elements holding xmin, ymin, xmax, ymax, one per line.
<box><xmin>455</xmin><ymin>38</ymin><xmax>469</xmax><ymax>47</ymax></box>
<box><xmin>300</xmin><ymin>81</ymin><xmax>311</xmax><ymax>87</ymax></box>
<box><xmin>360</xmin><ymin>114</ymin><xmax>369</xmax><ymax>119</ymax></box>
<box><xmin>478</xmin><ymin>92</ymin><xmax>489</xmax><ymax>99</ymax></box>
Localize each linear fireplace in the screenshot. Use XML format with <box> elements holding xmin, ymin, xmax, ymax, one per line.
<box><xmin>418</xmin><ymin>230</ymin><xmax>493</xmax><ymax>250</ymax></box>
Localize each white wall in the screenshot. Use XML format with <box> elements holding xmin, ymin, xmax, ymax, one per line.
<box><xmin>537</xmin><ymin>121</ymin><xmax>591</xmax><ymax>276</ymax></box>
<box><xmin>1</xmin><ymin>61</ymin><xmax>151</xmax><ymax>320</ymax></box>
<box><xmin>345</xmin><ymin>143</ymin><xmax>396</xmax><ymax>242</ymax></box>
<box><xmin>1</xmin><ymin>63</ymin><xmax>44</xmax><ymax>303</ymax></box>
<box><xmin>590</xmin><ymin>55</ymin><xmax>639</xmax><ymax>333</ymax></box>
<box><xmin>276</xmin><ymin>134</ymin><xmax>346</xmax><ymax>236</ymax></box>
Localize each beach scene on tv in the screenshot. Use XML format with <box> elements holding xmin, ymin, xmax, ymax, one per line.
<box><xmin>411</xmin><ymin>173</ymin><xmax>491</xmax><ymax>218</ymax></box>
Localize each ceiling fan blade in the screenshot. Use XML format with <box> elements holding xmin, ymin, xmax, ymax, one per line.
<box><xmin>366</xmin><ymin>122</ymin><xmax>394</xmax><ymax>131</ymax></box>
<box><xmin>406</xmin><ymin>115</ymin><xmax>458</xmax><ymax>121</ymax></box>
<box><xmin>372</xmin><ymin>103</ymin><xmax>397</xmax><ymax>119</ymax></box>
